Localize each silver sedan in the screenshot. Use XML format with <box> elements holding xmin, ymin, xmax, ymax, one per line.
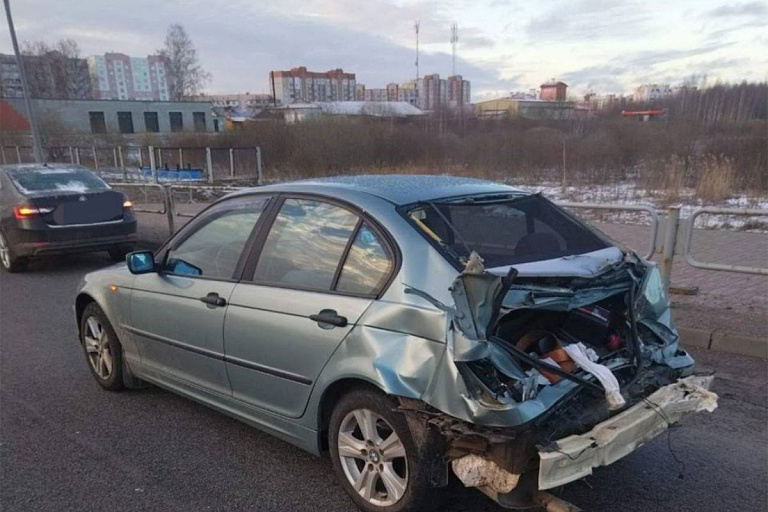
<box><xmin>74</xmin><ymin>175</ymin><xmax>716</xmax><ymax>511</ymax></box>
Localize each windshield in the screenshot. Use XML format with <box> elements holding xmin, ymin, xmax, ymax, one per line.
<box><xmin>9</xmin><ymin>168</ymin><xmax>109</xmax><ymax>195</ymax></box>
<box><xmin>408</xmin><ymin>194</ymin><xmax>611</xmax><ymax>268</ymax></box>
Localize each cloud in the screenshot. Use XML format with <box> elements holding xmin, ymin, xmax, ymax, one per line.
<box><xmin>0</xmin><ymin>0</ymin><xmax>763</xmax><ymax>99</ymax></box>
<box><xmin>526</xmin><ymin>0</ymin><xmax>653</xmax><ymax>40</ymax></box>
<box><xmin>705</xmin><ymin>2</ymin><xmax>768</xmax><ymax>17</ymax></box>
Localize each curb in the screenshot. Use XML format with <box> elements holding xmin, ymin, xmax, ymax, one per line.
<box><xmin>679</xmin><ymin>326</ymin><xmax>768</xmax><ymax>359</ymax></box>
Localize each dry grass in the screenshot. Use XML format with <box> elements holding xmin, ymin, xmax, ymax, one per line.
<box><xmin>695</xmin><ymin>155</ymin><xmax>736</xmax><ymax>203</ymax></box>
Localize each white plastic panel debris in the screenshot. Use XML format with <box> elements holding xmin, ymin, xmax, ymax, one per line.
<box><xmin>562</xmin><ymin>342</ymin><xmax>626</xmax><ymax>410</ymax></box>
<box><xmin>538</xmin><ymin>375</ymin><xmax>717</xmax><ymax>490</ymax></box>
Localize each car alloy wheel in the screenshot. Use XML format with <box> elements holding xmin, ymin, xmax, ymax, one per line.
<box><xmin>337</xmin><ymin>408</ymin><xmax>408</xmax><ymax>507</ymax></box>
<box><xmin>0</xmin><ymin>232</ymin><xmax>11</xmax><ymax>269</ymax></box>
<box><xmin>83</xmin><ymin>316</ymin><xmax>114</xmax><ymax>380</ymax></box>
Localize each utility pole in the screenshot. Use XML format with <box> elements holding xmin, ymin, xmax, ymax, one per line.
<box><xmin>451</xmin><ymin>23</ymin><xmax>458</xmax><ymax>76</ymax></box>
<box><xmin>4</xmin><ymin>0</ymin><xmax>44</xmax><ymax>163</ymax></box>
<box><xmin>414</xmin><ymin>21</ymin><xmax>420</xmax><ymax>81</ymax></box>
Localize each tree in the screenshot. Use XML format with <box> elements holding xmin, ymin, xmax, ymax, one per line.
<box><xmin>20</xmin><ymin>39</ymin><xmax>92</xmax><ymax>99</ymax></box>
<box><xmin>158</xmin><ymin>24</ymin><xmax>210</xmax><ymax>101</ymax></box>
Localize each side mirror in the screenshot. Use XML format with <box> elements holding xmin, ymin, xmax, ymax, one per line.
<box><xmin>126</xmin><ymin>251</ymin><xmax>155</xmax><ymax>274</ymax></box>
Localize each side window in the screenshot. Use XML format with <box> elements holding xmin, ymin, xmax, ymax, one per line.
<box><xmin>336</xmin><ymin>224</ymin><xmax>393</xmax><ymax>295</ymax></box>
<box><xmin>254</xmin><ymin>199</ymin><xmax>358</xmax><ymax>290</ymax></box>
<box><xmin>117</xmin><ymin>112</ymin><xmax>134</xmax><ymax>134</ymax></box>
<box><xmin>169</xmin><ymin>112</ymin><xmax>183</xmax><ymax>132</ymax></box>
<box><xmin>144</xmin><ymin>112</ymin><xmax>159</xmax><ymax>133</ymax></box>
<box><xmin>89</xmin><ymin>112</ymin><xmax>106</xmax><ymax>134</ymax></box>
<box><xmin>193</xmin><ymin>112</ymin><xmax>206</xmax><ymax>132</ymax></box>
<box><xmin>164</xmin><ymin>196</ymin><xmax>269</xmax><ymax>279</ymax></box>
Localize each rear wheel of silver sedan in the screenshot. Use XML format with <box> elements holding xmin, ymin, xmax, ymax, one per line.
<box><xmin>329</xmin><ymin>389</ymin><xmax>441</xmax><ymax>512</ymax></box>
<box><xmin>80</xmin><ymin>303</ymin><xmax>124</xmax><ymax>391</ymax></box>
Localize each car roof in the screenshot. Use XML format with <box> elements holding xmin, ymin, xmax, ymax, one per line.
<box><xmin>252</xmin><ymin>174</ymin><xmax>527</xmax><ymax>206</ymax></box>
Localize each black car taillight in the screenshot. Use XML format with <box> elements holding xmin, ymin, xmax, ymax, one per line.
<box><xmin>13</xmin><ymin>205</ymin><xmax>53</xmax><ymax>219</ymax></box>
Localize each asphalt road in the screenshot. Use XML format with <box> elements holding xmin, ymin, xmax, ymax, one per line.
<box><xmin>1</xmin><ymin>253</ymin><xmax>766</xmax><ymax>512</ymax></box>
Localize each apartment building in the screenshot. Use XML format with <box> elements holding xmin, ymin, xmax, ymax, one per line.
<box><xmin>87</xmin><ymin>53</ymin><xmax>170</xmax><ymax>101</ymax></box>
<box><xmin>269</xmin><ymin>67</ymin><xmax>356</xmax><ymax>104</ymax></box>
<box><xmin>356</xmin><ymin>74</ymin><xmax>469</xmax><ymax>110</ymax></box>
<box><xmin>0</xmin><ymin>52</ymin><xmax>92</xmax><ymax>99</ymax></box>
<box><xmin>633</xmin><ymin>83</ymin><xmax>673</xmax><ymax>103</ymax></box>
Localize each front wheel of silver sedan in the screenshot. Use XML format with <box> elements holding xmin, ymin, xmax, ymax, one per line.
<box><xmin>329</xmin><ymin>389</ymin><xmax>442</xmax><ymax>512</ymax></box>
<box><xmin>80</xmin><ymin>303</ymin><xmax>125</xmax><ymax>391</ymax></box>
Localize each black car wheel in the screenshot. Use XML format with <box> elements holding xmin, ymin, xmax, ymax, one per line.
<box><xmin>0</xmin><ymin>231</ymin><xmax>27</xmax><ymax>273</ymax></box>
<box><xmin>80</xmin><ymin>303</ymin><xmax>125</xmax><ymax>391</ymax></box>
<box><xmin>329</xmin><ymin>389</ymin><xmax>441</xmax><ymax>512</ymax></box>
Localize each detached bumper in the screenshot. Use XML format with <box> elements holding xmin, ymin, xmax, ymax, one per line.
<box><xmin>538</xmin><ymin>375</ymin><xmax>717</xmax><ymax>491</ymax></box>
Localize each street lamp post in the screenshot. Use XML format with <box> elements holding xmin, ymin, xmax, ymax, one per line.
<box><xmin>3</xmin><ymin>0</ymin><xmax>44</xmax><ymax>163</ymax></box>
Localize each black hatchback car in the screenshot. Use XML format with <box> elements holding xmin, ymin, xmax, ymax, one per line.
<box><xmin>0</xmin><ymin>164</ymin><xmax>136</xmax><ymax>272</ymax></box>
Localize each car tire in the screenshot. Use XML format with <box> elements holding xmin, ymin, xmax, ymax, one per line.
<box><xmin>80</xmin><ymin>303</ymin><xmax>125</xmax><ymax>392</ymax></box>
<box><xmin>108</xmin><ymin>246</ymin><xmax>132</xmax><ymax>263</ymax></box>
<box><xmin>0</xmin><ymin>231</ymin><xmax>27</xmax><ymax>273</ymax></box>
<box><xmin>329</xmin><ymin>388</ymin><xmax>442</xmax><ymax>512</ymax></box>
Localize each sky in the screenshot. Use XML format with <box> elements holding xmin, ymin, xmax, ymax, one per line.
<box><xmin>2</xmin><ymin>0</ymin><xmax>766</xmax><ymax>100</ymax></box>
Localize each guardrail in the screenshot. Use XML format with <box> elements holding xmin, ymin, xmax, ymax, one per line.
<box><xmin>109</xmin><ymin>182</ymin><xmax>175</xmax><ymax>236</ymax></box>
<box><xmin>168</xmin><ymin>184</ymin><xmax>244</xmax><ymax>217</ymax></box>
<box><xmin>683</xmin><ymin>207</ymin><xmax>768</xmax><ymax>276</ymax></box>
<box><xmin>108</xmin><ymin>182</ymin><xmax>767</xmax><ymax>288</ymax></box>
<box><xmin>555</xmin><ymin>202</ymin><xmax>659</xmax><ymax>260</ymax></box>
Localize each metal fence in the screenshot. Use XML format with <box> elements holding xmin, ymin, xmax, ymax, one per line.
<box><xmin>108</xmin><ymin>182</ymin><xmax>768</xmax><ymax>287</ymax></box>
<box><xmin>1</xmin><ymin>144</ymin><xmax>263</xmax><ymax>184</ymax></box>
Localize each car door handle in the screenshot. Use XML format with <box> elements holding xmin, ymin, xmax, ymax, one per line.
<box><xmin>200</xmin><ymin>292</ymin><xmax>226</xmax><ymax>307</ymax></box>
<box><xmin>309</xmin><ymin>309</ymin><xmax>348</xmax><ymax>328</ymax></box>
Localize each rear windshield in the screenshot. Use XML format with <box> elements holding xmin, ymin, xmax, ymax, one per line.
<box><xmin>407</xmin><ymin>194</ymin><xmax>610</xmax><ymax>268</ymax></box>
<box><xmin>8</xmin><ymin>168</ymin><xmax>109</xmax><ymax>194</ymax></box>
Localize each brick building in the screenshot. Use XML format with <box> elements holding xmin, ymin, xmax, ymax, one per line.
<box><xmin>540</xmin><ymin>80</ymin><xmax>567</xmax><ymax>101</ymax></box>
<box><xmin>269</xmin><ymin>67</ymin><xmax>356</xmax><ymax>105</ymax></box>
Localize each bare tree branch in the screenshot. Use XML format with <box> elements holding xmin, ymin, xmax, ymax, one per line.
<box><xmin>158</xmin><ymin>24</ymin><xmax>211</xmax><ymax>101</ymax></box>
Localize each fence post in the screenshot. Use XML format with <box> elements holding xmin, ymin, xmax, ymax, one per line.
<box><xmin>158</xmin><ymin>148</ymin><xmax>163</xmax><ymax>169</ymax></box>
<box><xmin>206</xmin><ymin>147</ymin><xmax>214</xmax><ymax>184</ymax></box>
<box><xmin>15</xmin><ymin>145</ymin><xmax>21</xmax><ymax>163</ymax></box>
<box><xmin>118</xmin><ymin>146</ymin><xmax>124</xmax><ymax>168</ymax></box>
<box><xmin>68</xmin><ymin>146</ymin><xmax>74</xmax><ymax>164</ymax></box>
<box><xmin>148</xmin><ymin>145</ymin><xmax>157</xmax><ymax>183</ymax></box>
<box><xmin>92</xmin><ymin>146</ymin><xmax>99</xmax><ymax>174</ymax></box>
<box><xmin>1</xmin><ymin>147</ymin><xmax>6</xmax><ymax>165</ymax></box>
<box><xmin>75</xmin><ymin>147</ymin><xmax>81</xmax><ymax>165</ymax></box>
<box><xmin>660</xmin><ymin>206</ymin><xmax>680</xmax><ymax>291</ymax></box>
<box><xmin>255</xmin><ymin>146</ymin><xmax>263</xmax><ymax>185</ymax></box>
<box><xmin>229</xmin><ymin>148</ymin><xmax>235</xmax><ymax>178</ymax></box>
<box><xmin>178</xmin><ymin>147</ymin><xmax>184</xmax><ymax>168</ymax></box>
<box><xmin>163</xmin><ymin>186</ymin><xmax>175</xmax><ymax>236</ymax></box>
<box><xmin>113</xmin><ymin>147</ymin><xmax>118</xmax><ymax>169</ymax></box>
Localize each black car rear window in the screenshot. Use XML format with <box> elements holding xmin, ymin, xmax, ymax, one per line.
<box><xmin>8</xmin><ymin>168</ymin><xmax>109</xmax><ymax>194</ymax></box>
<box><xmin>407</xmin><ymin>194</ymin><xmax>610</xmax><ymax>268</ymax></box>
